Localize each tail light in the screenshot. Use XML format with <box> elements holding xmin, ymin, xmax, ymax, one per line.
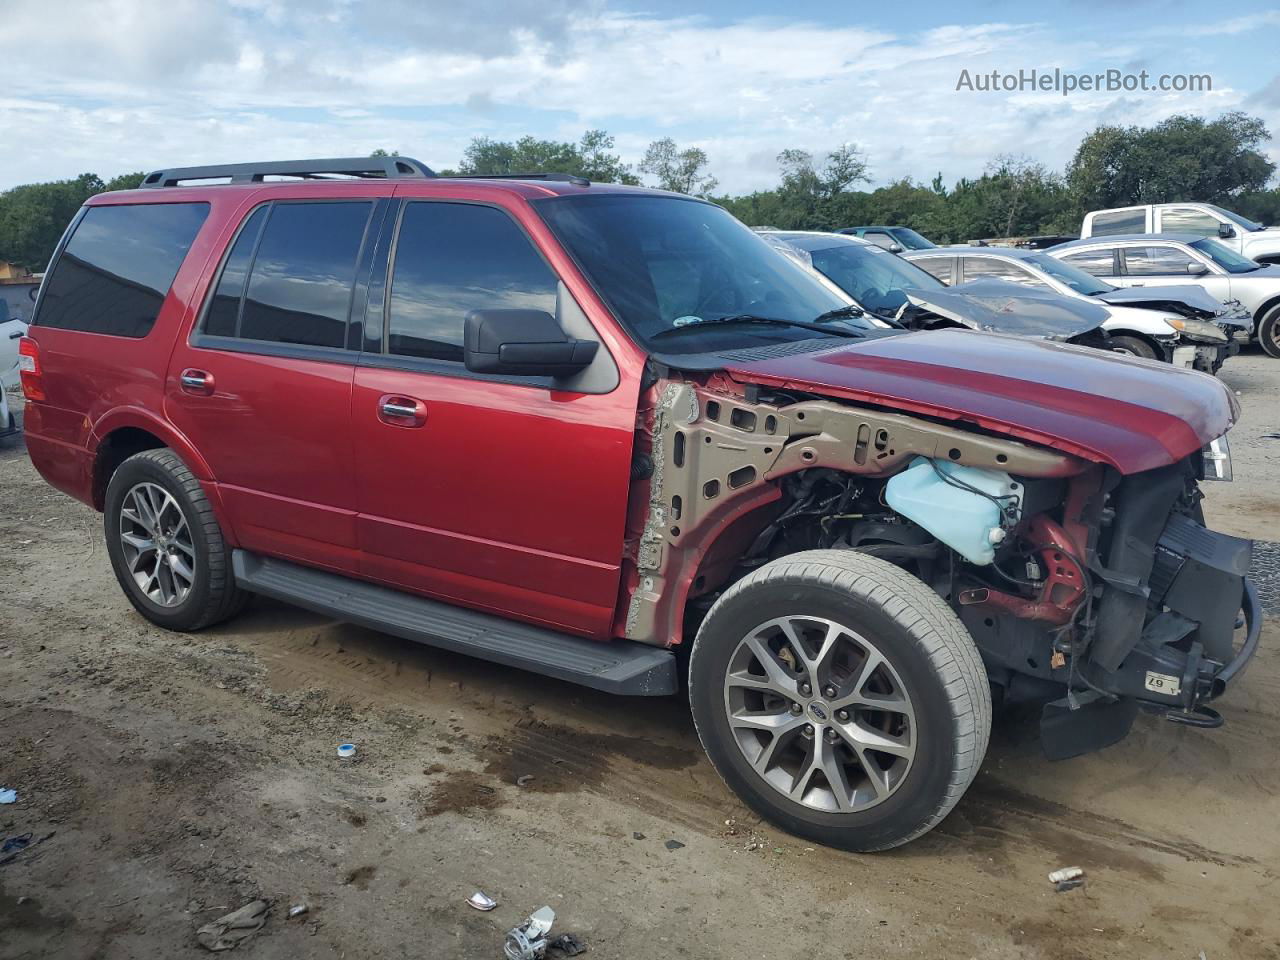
<box><xmin>17</xmin><ymin>336</ymin><xmax>44</xmax><ymax>402</ymax></box>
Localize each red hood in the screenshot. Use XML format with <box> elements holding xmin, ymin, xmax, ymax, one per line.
<box><xmin>724</xmin><ymin>330</ymin><xmax>1235</xmax><ymax>474</ymax></box>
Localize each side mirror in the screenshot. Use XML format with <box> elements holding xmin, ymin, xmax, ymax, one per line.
<box><xmin>464</xmin><ymin>309</ymin><xmax>598</xmax><ymax>378</ymax></box>
<box><xmin>888</xmin><ymin>243</ymin><xmax>904</xmax><ymax>254</ymax></box>
<box><xmin>1217</xmin><ymin>222</ymin><xmax>1235</xmax><ymax>239</ymax></box>
<box><xmin>1186</xmin><ymin>262</ymin><xmax>1209</xmax><ymax>276</ymax></box>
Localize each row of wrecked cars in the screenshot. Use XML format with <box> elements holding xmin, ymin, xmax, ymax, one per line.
<box><xmin>758</xmin><ymin>230</ymin><xmax>1255</xmax><ymax>375</ymax></box>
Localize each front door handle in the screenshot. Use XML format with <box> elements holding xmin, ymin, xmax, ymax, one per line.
<box><xmin>378</xmin><ymin>394</ymin><xmax>427</xmax><ymax>427</ymax></box>
<box><xmin>179</xmin><ymin>368</ymin><xmax>215</xmax><ymax>396</ymax></box>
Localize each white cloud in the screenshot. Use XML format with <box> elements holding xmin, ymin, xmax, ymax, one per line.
<box><xmin>0</xmin><ymin>1</ymin><xmax>1269</xmax><ymax>192</ymax></box>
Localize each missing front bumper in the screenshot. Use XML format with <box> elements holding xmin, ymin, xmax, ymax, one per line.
<box><xmin>1040</xmin><ymin>576</ymin><xmax>1262</xmax><ymax>761</ymax></box>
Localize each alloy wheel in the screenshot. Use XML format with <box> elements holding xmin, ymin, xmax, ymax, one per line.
<box><xmin>118</xmin><ymin>481</ymin><xmax>196</xmax><ymax>608</ymax></box>
<box><xmin>722</xmin><ymin>616</ymin><xmax>916</xmax><ymax>814</ymax></box>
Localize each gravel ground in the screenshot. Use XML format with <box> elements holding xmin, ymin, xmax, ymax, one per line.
<box><xmin>1</xmin><ymin>350</ymin><xmax>1278</xmax><ymax>960</ymax></box>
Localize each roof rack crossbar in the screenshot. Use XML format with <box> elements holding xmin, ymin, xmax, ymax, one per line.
<box><xmin>139</xmin><ymin>157</ymin><xmax>437</xmax><ymax>189</ymax></box>
<box><xmin>446</xmin><ymin>172</ymin><xmax>591</xmax><ymax>187</ymax></box>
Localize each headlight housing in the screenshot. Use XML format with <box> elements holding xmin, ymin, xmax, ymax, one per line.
<box><xmin>1200</xmin><ymin>435</ymin><xmax>1233</xmax><ymax>482</ymax></box>
<box><xmin>1164</xmin><ymin>316</ymin><xmax>1228</xmax><ymax>342</ymax></box>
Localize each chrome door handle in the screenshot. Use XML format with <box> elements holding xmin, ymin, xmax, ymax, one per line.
<box><xmin>179</xmin><ymin>368</ymin><xmax>215</xmax><ymax>395</ymax></box>
<box><xmin>377</xmin><ymin>394</ymin><xmax>427</xmax><ymax>427</ymax></box>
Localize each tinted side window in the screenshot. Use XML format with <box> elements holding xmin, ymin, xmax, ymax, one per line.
<box><xmin>204</xmin><ymin>206</ymin><xmax>268</xmax><ymax>337</ymax></box>
<box><xmin>387</xmin><ymin>203</ymin><xmax>558</xmax><ymax>362</ymax></box>
<box><xmin>1091</xmin><ymin>209</ymin><xmax>1146</xmax><ymax>236</ymax></box>
<box><xmin>1159</xmin><ymin>207</ymin><xmax>1220</xmax><ymax>235</ymax></box>
<box><xmin>862</xmin><ymin>231</ymin><xmax>897</xmax><ymax>250</ymax></box>
<box><xmin>963</xmin><ymin>257</ymin><xmax>1048</xmax><ymax>288</ymax></box>
<box><xmin>912</xmin><ymin>257</ymin><xmax>952</xmax><ymax>284</ymax></box>
<box><xmin>1123</xmin><ymin>246</ymin><xmax>1197</xmax><ymax>276</ymax></box>
<box><xmin>36</xmin><ymin>203</ymin><xmax>209</xmax><ymax>337</ymax></box>
<box><xmin>239</xmin><ymin>202</ymin><xmax>372</xmax><ymax>348</ymax></box>
<box><xmin>1059</xmin><ymin>249</ymin><xmax>1117</xmax><ymax>277</ymax></box>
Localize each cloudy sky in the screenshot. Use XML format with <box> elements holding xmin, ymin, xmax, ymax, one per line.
<box><xmin>3</xmin><ymin>0</ymin><xmax>1279</xmax><ymax>193</ymax></box>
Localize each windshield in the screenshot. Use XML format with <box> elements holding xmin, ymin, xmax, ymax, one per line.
<box><xmin>1025</xmin><ymin>253</ymin><xmax>1114</xmax><ymax>296</ymax></box>
<box><xmin>1190</xmin><ymin>237</ymin><xmax>1263</xmax><ymax>273</ymax></box>
<box><xmin>889</xmin><ymin>228</ymin><xmax>936</xmax><ymax>250</ymax></box>
<box><xmin>807</xmin><ymin>243</ymin><xmax>943</xmax><ymax>315</ymax></box>
<box><xmin>1205</xmin><ymin>204</ymin><xmax>1264</xmax><ymax>232</ymax></box>
<box><xmin>534</xmin><ymin>195</ymin><xmax>859</xmax><ymax>354</ymax></box>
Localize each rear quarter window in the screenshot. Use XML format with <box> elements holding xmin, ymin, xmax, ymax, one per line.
<box><xmin>911</xmin><ymin>257</ymin><xmax>952</xmax><ymax>284</ymax></box>
<box><xmin>34</xmin><ymin>202</ymin><xmax>209</xmax><ymax>337</ymax></box>
<box><xmin>1090</xmin><ymin>209</ymin><xmax>1146</xmax><ymax>236</ymax></box>
<box><xmin>1059</xmin><ymin>248</ymin><xmax>1118</xmax><ymax>277</ymax></box>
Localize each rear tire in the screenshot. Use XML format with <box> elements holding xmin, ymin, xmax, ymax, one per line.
<box><xmin>1108</xmin><ymin>334</ymin><xmax>1159</xmax><ymax>360</ymax></box>
<box><xmin>688</xmin><ymin>549</ymin><xmax>990</xmax><ymax>852</ymax></box>
<box><xmin>104</xmin><ymin>448</ymin><xmax>248</xmax><ymax>631</ymax></box>
<box><xmin>1258</xmin><ymin>305</ymin><xmax>1280</xmax><ymax>359</ymax></box>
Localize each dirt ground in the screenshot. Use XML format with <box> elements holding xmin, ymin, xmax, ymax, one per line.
<box><xmin>2</xmin><ymin>351</ymin><xmax>1278</xmax><ymax>960</ymax></box>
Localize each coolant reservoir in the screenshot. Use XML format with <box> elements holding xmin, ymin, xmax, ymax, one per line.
<box><xmin>884</xmin><ymin>458</ymin><xmax>1021</xmax><ymax>566</ymax></box>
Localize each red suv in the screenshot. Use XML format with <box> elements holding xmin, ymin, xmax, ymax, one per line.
<box><xmin>21</xmin><ymin>157</ymin><xmax>1260</xmax><ymax>851</ymax></box>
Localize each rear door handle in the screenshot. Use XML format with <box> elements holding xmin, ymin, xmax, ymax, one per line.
<box><xmin>378</xmin><ymin>394</ymin><xmax>427</xmax><ymax>427</ymax></box>
<box><xmin>179</xmin><ymin>368</ymin><xmax>215</xmax><ymax>396</ymax></box>
<box><xmin>8</xmin><ymin>330</ymin><xmax>21</xmax><ymax>340</ymax></box>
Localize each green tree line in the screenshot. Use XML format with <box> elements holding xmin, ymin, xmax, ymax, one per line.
<box><xmin>3</xmin><ymin>112</ymin><xmax>1278</xmax><ymax>271</ymax></box>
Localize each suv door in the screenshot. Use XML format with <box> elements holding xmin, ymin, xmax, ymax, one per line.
<box><xmin>167</xmin><ymin>197</ymin><xmax>386</xmax><ymax>571</ymax></box>
<box><xmin>351</xmin><ymin>198</ymin><xmax>635</xmax><ymax>637</ymax></box>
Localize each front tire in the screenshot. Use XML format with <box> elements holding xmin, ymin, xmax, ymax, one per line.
<box><xmin>1108</xmin><ymin>334</ymin><xmax>1159</xmax><ymax>360</ymax></box>
<box><xmin>104</xmin><ymin>448</ymin><xmax>247</xmax><ymax>631</ymax></box>
<box><xmin>1258</xmin><ymin>305</ymin><xmax>1280</xmax><ymax>359</ymax></box>
<box><xmin>688</xmin><ymin>550</ymin><xmax>990</xmax><ymax>851</ymax></box>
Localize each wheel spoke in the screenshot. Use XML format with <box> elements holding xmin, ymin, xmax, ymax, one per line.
<box><xmin>120</xmin><ymin>531</ymin><xmax>154</xmax><ymax>554</ymax></box>
<box><xmin>127</xmin><ymin>493</ymin><xmax>157</xmax><ymax>535</ymax></box>
<box><xmin>169</xmin><ymin>554</ymin><xmax>195</xmax><ymax>588</ymax></box>
<box><xmin>156</xmin><ymin>564</ymin><xmax>175</xmax><ymax>605</ymax></box>
<box><xmin>854</xmin><ymin>747</ymin><xmax>890</xmax><ymax>800</ymax></box>
<box><xmin>788</xmin><ymin>618</ymin><xmax>843</xmax><ymax>689</ymax></box>
<box><xmin>788</xmin><ymin>738</ymin><xmax>819</xmax><ymax>801</ymax></box>
<box><xmin>144</xmin><ymin>486</ymin><xmax>166</xmax><ymax>532</ymax></box>
<box><xmin>128</xmin><ymin>547</ymin><xmax>154</xmax><ymax>576</ymax></box>
<box><xmin>730</xmin><ymin>708</ymin><xmax>805</xmax><ymax>734</ymax></box>
<box><xmin>831</xmin><ymin>648</ymin><xmax>901</xmax><ymax>711</ymax></box>
<box><xmin>816</xmin><ymin>739</ymin><xmax>854</xmax><ymax>812</ymax></box>
<box><xmin>743</xmin><ymin>633</ymin><xmax>799</xmax><ymax>697</ymax></box>
<box><xmin>835</xmin><ymin>719</ymin><xmax>913</xmax><ymax>759</ymax></box>
<box><xmin>153</xmin><ymin>489</ymin><xmax>176</xmax><ymax>533</ymax></box>
<box><xmin>750</xmin><ymin>724</ymin><xmax>796</xmax><ymax>775</ymax></box>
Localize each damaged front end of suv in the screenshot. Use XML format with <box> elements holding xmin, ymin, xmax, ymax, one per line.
<box><xmin>623</xmin><ymin>334</ymin><xmax>1259</xmax><ymax>762</ymax></box>
<box><xmin>536</xmin><ymin>191</ymin><xmax>1258</xmax><ymax>849</ymax></box>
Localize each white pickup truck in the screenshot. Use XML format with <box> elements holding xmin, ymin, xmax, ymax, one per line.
<box><xmin>1082</xmin><ymin>203</ymin><xmax>1280</xmax><ymax>265</ymax></box>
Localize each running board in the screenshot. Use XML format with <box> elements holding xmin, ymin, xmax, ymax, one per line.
<box><xmin>232</xmin><ymin>551</ymin><xmax>678</xmax><ymax>696</ymax></box>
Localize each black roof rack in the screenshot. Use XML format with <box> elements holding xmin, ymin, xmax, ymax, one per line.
<box><xmin>446</xmin><ymin>172</ymin><xmax>591</xmax><ymax>187</ymax></box>
<box><xmin>139</xmin><ymin>157</ymin><xmax>437</xmax><ymax>188</ymax></box>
